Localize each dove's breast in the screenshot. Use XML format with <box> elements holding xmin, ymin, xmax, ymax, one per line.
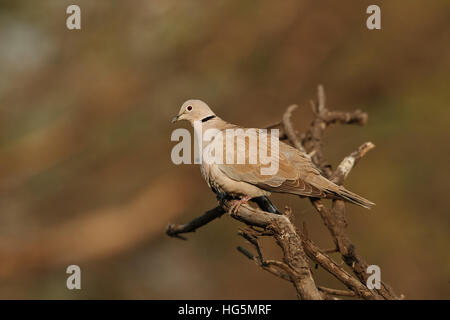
<box><xmin>202</xmin><ymin>162</ymin><xmax>270</xmax><ymax>198</ymax></box>
<box><xmin>199</xmin><ymin>127</ymin><xmax>270</xmax><ymax>199</ymax></box>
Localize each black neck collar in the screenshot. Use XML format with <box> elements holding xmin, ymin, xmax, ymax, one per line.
<box><xmin>201</xmin><ymin>115</ymin><xmax>216</xmax><ymax>123</ymax></box>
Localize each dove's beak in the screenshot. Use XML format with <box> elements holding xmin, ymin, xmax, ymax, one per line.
<box><xmin>171</xmin><ymin>114</ymin><xmax>180</xmax><ymax>123</ymax></box>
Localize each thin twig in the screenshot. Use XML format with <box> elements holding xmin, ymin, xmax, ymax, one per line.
<box><xmin>282</xmin><ymin>104</ymin><xmax>306</xmax><ymax>152</ymax></box>
<box><xmin>331</xmin><ymin>141</ymin><xmax>375</xmax><ymax>184</ymax></box>
<box><xmin>166</xmin><ymin>206</ymin><xmax>225</xmax><ymax>239</ymax></box>
<box><xmin>318</xmin><ymin>286</ymin><xmax>357</xmax><ymax>297</ymax></box>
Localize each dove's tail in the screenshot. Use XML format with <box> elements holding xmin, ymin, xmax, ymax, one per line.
<box><xmin>331</xmin><ymin>186</ymin><xmax>375</xmax><ymax>209</ymax></box>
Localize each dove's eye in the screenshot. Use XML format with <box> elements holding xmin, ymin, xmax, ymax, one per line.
<box><xmin>187</xmin><ymin>106</ymin><xmax>193</xmax><ymax>111</ymax></box>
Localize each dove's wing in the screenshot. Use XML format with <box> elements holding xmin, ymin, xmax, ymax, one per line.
<box><xmin>216</xmin><ymin>129</ymin><xmax>328</xmax><ymax>198</ymax></box>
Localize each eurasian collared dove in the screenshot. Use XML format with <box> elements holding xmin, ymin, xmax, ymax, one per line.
<box><xmin>172</xmin><ymin>99</ymin><xmax>374</xmax><ymax>214</ymax></box>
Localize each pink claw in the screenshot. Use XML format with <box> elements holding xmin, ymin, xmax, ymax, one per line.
<box><xmin>228</xmin><ymin>196</ymin><xmax>251</xmax><ymax>214</ymax></box>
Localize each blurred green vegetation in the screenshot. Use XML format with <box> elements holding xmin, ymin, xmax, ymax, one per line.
<box><xmin>0</xmin><ymin>0</ymin><xmax>449</xmax><ymax>299</ymax></box>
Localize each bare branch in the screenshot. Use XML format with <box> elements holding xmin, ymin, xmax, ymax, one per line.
<box><xmin>318</xmin><ymin>286</ymin><xmax>357</xmax><ymax>297</ymax></box>
<box><xmin>237</xmin><ymin>246</ymin><xmax>292</xmax><ymax>282</ymax></box>
<box><xmin>303</xmin><ymin>85</ymin><xmax>370</xmax><ymax>176</ymax></box>
<box><xmin>322</xmin><ymin>110</ymin><xmax>368</xmax><ymax>126</ymax></box>
<box><xmin>166</xmin><ymin>206</ymin><xmax>225</xmax><ymax>239</ymax></box>
<box><xmin>331</xmin><ymin>142</ymin><xmax>375</xmax><ymax>184</ymax></box>
<box><xmin>316</xmin><ymin>84</ymin><xmax>326</xmax><ymax>114</ymax></box>
<box><xmin>302</xmin><ymin>233</ymin><xmax>381</xmax><ymax>300</ymax></box>
<box><xmin>282</xmin><ymin>104</ymin><xmax>306</xmax><ymax>152</ymax></box>
<box><xmin>237</xmin><ymin>230</ymin><xmax>293</xmax><ymax>282</ymax></box>
<box><xmin>282</xmin><ymin>84</ymin><xmax>399</xmax><ymax>299</ymax></box>
<box><xmin>223</xmin><ymin>200</ymin><xmax>323</xmax><ymax>300</ymax></box>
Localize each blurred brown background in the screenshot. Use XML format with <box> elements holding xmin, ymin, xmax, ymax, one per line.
<box><xmin>0</xmin><ymin>0</ymin><xmax>449</xmax><ymax>299</ymax></box>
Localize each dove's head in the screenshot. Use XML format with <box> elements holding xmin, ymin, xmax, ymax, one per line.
<box><xmin>172</xmin><ymin>99</ymin><xmax>216</xmax><ymax>124</ymax></box>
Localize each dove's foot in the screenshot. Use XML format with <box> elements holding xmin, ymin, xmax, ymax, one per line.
<box><xmin>228</xmin><ymin>196</ymin><xmax>251</xmax><ymax>214</ymax></box>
